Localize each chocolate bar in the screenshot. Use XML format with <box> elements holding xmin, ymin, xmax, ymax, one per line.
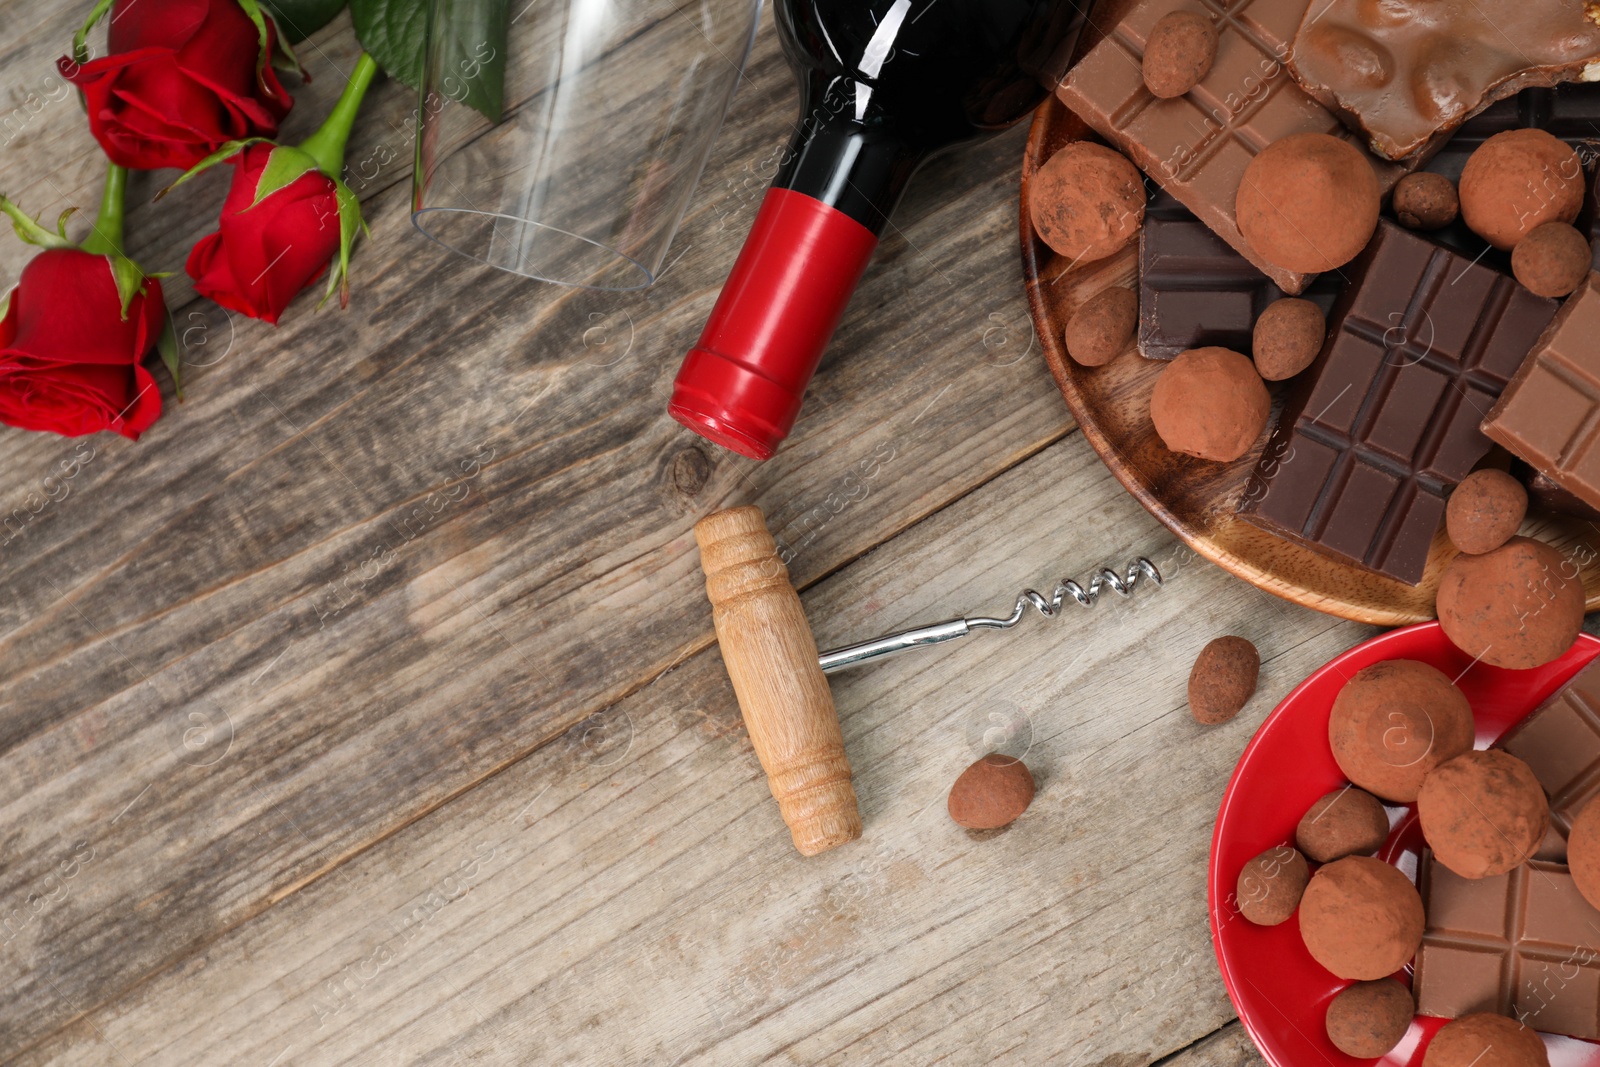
<box><xmin>1236</xmin><ymin>221</ymin><xmax>1558</xmax><ymax>584</ymax></box>
<box><xmin>1139</xmin><ymin>188</ymin><xmax>1341</xmax><ymax>360</ymax></box>
<box><xmin>1515</xmin><ymin>463</ymin><xmax>1600</xmax><ymax>524</ymax></box>
<box><xmin>1414</xmin><ymin>851</ymin><xmax>1600</xmax><ymax>1036</ymax></box>
<box><xmin>1482</xmin><ymin>273</ymin><xmax>1600</xmax><ymax>515</ymax></box>
<box><xmin>1289</xmin><ymin>0</ymin><xmax>1600</xmax><ymax>162</ymax></box>
<box><xmin>1055</xmin><ymin>0</ymin><xmax>1406</xmax><ymax>296</ymax></box>
<box><xmin>1498</xmin><ymin>657</ymin><xmax>1600</xmax><ymax>863</ymax></box>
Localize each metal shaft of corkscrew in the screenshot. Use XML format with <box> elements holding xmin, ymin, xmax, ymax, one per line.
<box><xmin>816</xmin><ymin>558</ymin><xmax>1163</xmax><ymax>674</ymax></box>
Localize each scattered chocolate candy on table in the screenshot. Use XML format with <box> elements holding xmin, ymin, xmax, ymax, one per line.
<box><xmin>1028</xmin><ymin>141</ymin><xmax>1145</xmax><ymax>264</ymax></box>
<box><xmin>1149</xmin><ymin>347</ymin><xmax>1269</xmax><ymax>462</ymax></box>
<box><xmin>1064</xmin><ymin>285</ymin><xmax>1138</xmax><ymax>367</ymax></box>
<box><xmin>1392</xmin><ymin>172</ymin><xmax>1459</xmax><ymax>231</ymax></box>
<box><xmin>1435</xmin><ymin>537</ymin><xmax>1584</xmax><ymax>670</ymax></box>
<box><xmin>1298</xmin><ymin>855</ymin><xmax>1425</xmax><ymax>980</ymax></box>
<box><xmin>1512</xmin><ymin>221</ymin><xmax>1592</xmax><ymax>298</ymax></box>
<box><xmin>1235</xmin><ymin>133</ymin><xmax>1380</xmax><ymax>274</ymax></box>
<box><xmin>1458</xmin><ymin>129</ymin><xmax>1585</xmax><ymax>252</ymax></box>
<box><xmin>947</xmin><ymin>754</ymin><xmax>1035</xmax><ymax>830</ymax></box>
<box><xmin>1416</xmin><ymin>750</ymin><xmax>1550</xmax><ymax>879</ymax></box>
<box><xmin>1249</xmin><ymin>298</ymin><xmax>1323</xmax><ymax>382</ymax></box>
<box><xmin>1187</xmin><ymin>635</ymin><xmax>1259</xmax><ymax>724</ymax></box>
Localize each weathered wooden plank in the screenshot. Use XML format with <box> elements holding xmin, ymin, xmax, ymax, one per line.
<box><xmin>0</xmin><ymin>12</ymin><xmax>1076</xmax><ymax>1061</ymax></box>
<box><xmin>1159</xmin><ymin>1023</ymin><xmax>1263</xmax><ymax>1067</ymax></box>
<box><xmin>10</xmin><ymin>437</ymin><xmax>1369</xmax><ymax>1065</ymax></box>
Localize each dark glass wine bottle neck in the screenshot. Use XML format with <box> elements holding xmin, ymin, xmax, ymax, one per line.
<box><xmin>772</xmin><ymin>105</ymin><xmax>925</xmax><ymax>237</ymax></box>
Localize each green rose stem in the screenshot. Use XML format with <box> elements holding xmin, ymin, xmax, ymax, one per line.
<box><xmin>299</xmin><ymin>52</ymin><xmax>379</xmax><ymax>177</ymax></box>
<box><xmin>79</xmin><ymin>161</ymin><xmax>128</xmax><ymax>258</ymax></box>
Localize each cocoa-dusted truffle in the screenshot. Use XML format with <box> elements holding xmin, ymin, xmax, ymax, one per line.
<box><xmin>1299</xmin><ymin>856</ymin><xmax>1424</xmax><ymax>980</ymax></box>
<box><xmin>1325</xmin><ymin>978</ymin><xmax>1414</xmax><ymax>1059</ymax></box>
<box><xmin>1328</xmin><ymin>660</ymin><xmax>1474</xmax><ymax>803</ymax></box>
<box><xmin>1064</xmin><ymin>285</ymin><xmax>1137</xmax><ymax>367</ymax></box>
<box><xmin>1446</xmin><ymin>469</ymin><xmax>1527</xmax><ymax>555</ymax></box>
<box><xmin>1569</xmin><ymin>798</ymin><xmax>1600</xmax><ymax>911</ymax></box>
<box><xmin>1236</xmin><ymin>845</ymin><xmax>1308</xmax><ymax>926</ymax></box>
<box><xmin>1252</xmin><ymin>297</ymin><xmax>1325</xmax><ymax>381</ymax></box>
<box><xmin>1141</xmin><ymin>10</ymin><xmax>1217</xmax><ymax>99</ymax></box>
<box><xmin>1150</xmin><ymin>347</ymin><xmax>1270</xmax><ymax>462</ymax></box>
<box><xmin>1436</xmin><ymin>536</ymin><xmax>1584</xmax><ymax>670</ymax></box>
<box><xmin>1421</xmin><ymin>1013</ymin><xmax>1548</xmax><ymax>1067</ymax></box>
<box><xmin>1512</xmin><ymin>221</ymin><xmax>1591</xmax><ymax>298</ymax></box>
<box><xmin>947</xmin><ymin>754</ymin><xmax>1035</xmax><ymax>830</ymax></box>
<box><xmin>1236</xmin><ymin>133</ymin><xmax>1380</xmax><ymax>273</ymax></box>
<box><xmin>1029</xmin><ymin>142</ymin><xmax>1145</xmax><ymax>265</ymax></box>
<box><xmin>1459</xmin><ymin>129</ymin><xmax>1584</xmax><ymax>251</ymax></box>
<box><xmin>1418</xmin><ymin>750</ymin><xmax>1549</xmax><ymax>879</ymax></box>
<box><xmin>1392</xmin><ymin>172</ymin><xmax>1459</xmax><ymax>231</ymax></box>
<box><xmin>1296</xmin><ymin>786</ymin><xmax>1390</xmax><ymax>863</ymax></box>
<box><xmin>1188</xmin><ymin>635</ymin><xmax>1259</xmax><ymax>724</ymax></box>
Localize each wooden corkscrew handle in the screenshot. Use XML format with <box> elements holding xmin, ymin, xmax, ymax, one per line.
<box><xmin>695</xmin><ymin>506</ymin><xmax>862</xmax><ymax>856</ymax></box>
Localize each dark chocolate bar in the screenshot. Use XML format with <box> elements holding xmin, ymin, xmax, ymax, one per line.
<box><xmin>1055</xmin><ymin>0</ymin><xmax>1405</xmax><ymax>296</ymax></box>
<box><xmin>1139</xmin><ymin>187</ymin><xmax>1341</xmax><ymax>360</ymax></box>
<box><xmin>1498</xmin><ymin>656</ymin><xmax>1600</xmax><ymax>864</ymax></box>
<box><xmin>1482</xmin><ymin>273</ymin><xmax>1600</xmax><ymax>515</ymax></box>
<box><xmin>1236</xmin><ymin>221</ymin><xmax>1558</xmax><ymax>584</ymax></box>
<box><xmin>1414</xmin><ymin>850</ymin><xmax>1600</xmax><ymax>1036</ymax></box>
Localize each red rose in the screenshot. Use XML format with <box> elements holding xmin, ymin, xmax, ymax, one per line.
<box><xmin>0</xmin><ymin>250</ymin><xmax>164</xmax><ymax>439</ymax></box>
<box><xmin>59</xmin><ymin>0</ymin><xmax>292</xmax><ymax>171</ymax></box>
<box><xmin>186</xmin><ymin>143</ymin><xmax>343</xmax><ymax>324</ymax></box>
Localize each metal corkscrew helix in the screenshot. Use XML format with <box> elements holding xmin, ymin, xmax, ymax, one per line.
<box><xmin>817</xmin><ymin>557</ymin><xmax>1163</xmax><ymax>673</ymax></box>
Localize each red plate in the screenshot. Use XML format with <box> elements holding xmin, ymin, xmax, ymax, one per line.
<box><xmin>1210</xmin><ymin>622</ymin><xmax>1600</xmax><ymax>1067</ymax></box>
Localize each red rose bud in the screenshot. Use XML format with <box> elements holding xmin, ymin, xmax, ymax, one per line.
<box><xmin>0</xmin><ymin>250</ymin><xmax>164</xmax><ymax>439</ymax></box>
<box><xmin>186</xmin><ymin>142</ymin><xmax>346</xmax><ymax>324</ymax></box>
<box><xmin>59</xmin><ymin>0</ymin><xmax>293</xmax><ymax>171</ymax></box>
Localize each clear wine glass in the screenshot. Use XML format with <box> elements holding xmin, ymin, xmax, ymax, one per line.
<box><xmin>412</xmin><ymin>0</ymin><xmax>761</xmax><ymax>290</ymax></box>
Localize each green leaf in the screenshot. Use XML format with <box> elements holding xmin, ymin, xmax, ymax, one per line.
<box><xmin>156</xmin><ymin>138</ymin><xmax>272</xmax><ymax>201</ymax></box>
<box><xmin>349</xmin><ymin>0</ymin><xmax>429</xmax><ymax>88</ymax></box>
<box><xmin>249</xmin><ymin>145</ymin><xmax>321</xmax><ymax>207</ymax></box>
<box><xmin>261</xmin><ymin>0</ymin><xmax>348</xmax><ymax>42</ymax></box>
<box><xmin>107</xmin><ymin>255</ymin><xmax>146</xmax><ymax>320</ymax></box>
<box><xmin>318</xmin><ymin>178</ymin><xmax>365</xmax><ymax>310</ymax></box>
<box><xmin>425</xmin><ymin>0</ymin><xmax>509</xmax><ymax>123</ymax></box>
<box><xmin>0</xmin><ymin>195</ymin><xmax>77</xmax><ymax>251</ymax></box>
<box><xmin>157</xmin><ymin>315</ymin><xmax>183</xmax><ymax>401</ymax></box>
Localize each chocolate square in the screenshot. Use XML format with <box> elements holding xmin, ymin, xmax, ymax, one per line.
<box><xmin>1498</xmin><ymin>657</ymin><xmax>1600</xmax><ymax>861</ymax></box>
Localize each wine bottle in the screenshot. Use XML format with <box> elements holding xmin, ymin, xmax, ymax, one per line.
<box><xmin>669</xmin><ymin>0</ymin><xmax>1085</xmax><ymax>461</ymax></box>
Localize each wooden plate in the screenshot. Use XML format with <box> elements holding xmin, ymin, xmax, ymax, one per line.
<box><xmin>1020</xmin><ymin>93</ymin><xmax>1600</xmax><ymax>626</ymax></box>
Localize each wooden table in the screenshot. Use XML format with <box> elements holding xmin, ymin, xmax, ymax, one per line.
<box><xmin>0</xmin><ymin>7</ymin><xmax>1402</xmax><ymax>1065</ymax></box>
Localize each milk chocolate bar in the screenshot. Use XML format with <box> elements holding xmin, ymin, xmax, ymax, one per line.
<box><xmin>1236</xmin><ymin>222</ymin><xmax>1558</xmax><ymax>584</ymax></box>
<box><xmin>1139</xmin><ymin>188</ymin><xmax>1341</xmax><ymax>360</ymax></box>
<box><xmin>1414</xmin><ymin>851</ymin><xmax>1600</xmax><ymax>1036</ymax></box>
<box><xmin>1055</xmin><ymin>0</ymin><xmax>1405</xmax><ymax>296</ymax></box>
<box><xmin>1498</xmin><ymin>657</ymin><xmax>1600</xmax><ymax>863</ymax></box>
<box><xmin>1482</xmin><ymin>273</ymin><xmax>1600</xmax><ymax>514</ymax></box>
<box><xmin>1289</xmin><ymin>0</ymin><xmax>1600</xmax><ymax>162</ymax></box>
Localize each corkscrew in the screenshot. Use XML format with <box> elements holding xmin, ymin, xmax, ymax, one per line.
<box><xmin>817</xmin><ymin>558</ymin><xmax>1161</xmax><ymax>673</ymax></box>
<box><xmin>693</xmin><ymin>505</ymin><xmax>1162</xmax><ymax>857</ymax></box>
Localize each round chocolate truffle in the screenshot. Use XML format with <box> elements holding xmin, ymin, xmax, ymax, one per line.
<box><xmin>1236</xmin><ymin>133</ymin><xmax>1380</xmax><ymax>273</ymax></box>
<box><xmin>1065</xmin><ymin>285</ymin><xmax>1138</xmax><ymax>367</ymax></box>
<box><xmin>1030</xmin><ymin>142</ymin><xmax>1146</xmax><ymax>265</ymax></box>
<box><xmin>1328</xmin><ymin>660</ymin><xmax>1475</xmax><ymax>803</ymax></box>
<box><xmin>1421</xmin><ymin>1013</ymin><xmax>1548</xmax><ymax>1067</ymax></box>
<box><xmin>1569</xmin><ymin>798</ymin><xmax>1600</xmax><ymax>911</ymax></box>
<box><xmin>1236</xmin><ymin>845</ymin><xmax>1309</xmax><ymax>926</ymax></box>
<box><xmin>947</xmin><ymin>754</ymin><xmax>1035</xmax><ymax>830</ymax></box>
<box><xmin>1252</xmin><ymin>297</ymin><xmax>1325</xmax><ymax>381</ymax></box>
<box><xmin>1512</xmin><ymin>221</ymin><xmax>1591</xmax><ymax>298</ymax></box>
<box><xmin>1150</xmin><ymin>347</ymin><xmax>1270</xmax><ymax>462</ymax></box>
<box><xmin>1142</xmin><ymin>10</ymin><xmax>1217</xmax><ymax>99</ymax></box>
<box><xmin>1188</xmin><ymin>635</ymin><xmax>1260</xmax><ymax>724</ymax></box>
<box><xmin>1418</xmin><ymin>750</ymin><xmax>1549</xmax><ymax>879</ymax></box>
<box><xmin>1325</xmin><ymin>978</ymin><xmax>1414</xmax><ymax>1059</ymax></box>
<box><xmin>1299</xmin><ymin>856</ymin><xmax>1424</xmax><ymax>980</ymax></box>
<box><xmin>1436</xmin><ymin>536</ymin><xmax>1584</xmax><ymax>670</ymax></box>
<box><xmin>1446</xmin><ymin>469</ymin><xmax>1528</xmax><ymax>555</ymax></box>
<box><xmin>1297</xmin><ymin>786</ymin><xmax>1390</xmax><ymax>863</ymax></box>
<box><xmin>1392</xmin><ymin>172</ymin><xmax>1459</xmax><ymax>231</ymax></box>
<box><xmin>1459</xmin><ymin>129</ymin><xmax>1584</xmax><ymax>251</ymax></box>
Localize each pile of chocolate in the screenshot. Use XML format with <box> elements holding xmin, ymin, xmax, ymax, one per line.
<box><xmin>1233</xmin><ymin>656</ymin><xmax>1600</xmax><ymax>1061</ymax></box>
<box><xmin>1030</xmin><ymin>0</ymin><xmax>1600</xmax><ymax>593</ymax></box>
